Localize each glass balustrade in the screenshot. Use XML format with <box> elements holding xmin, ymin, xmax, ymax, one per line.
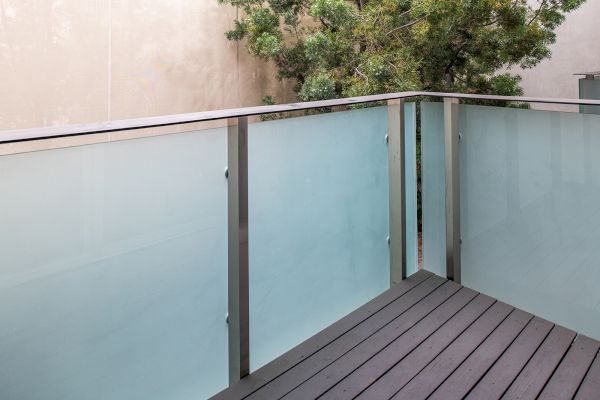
<box><xmin>7</xmin><ymin>93</ymin><xmax>599</xmax><ymax>399</ymax></box>
<box><xmin>0</xmin><ymin>103</ymin><xmax>418</xmax><ymax>399</ymax></box>
<box><xmin>248</xmin><ymin>105</ymin><xmax>417</xmax><ymax>369</ymax></box>
<box><xmin>422</xmin><ymin>101</ymin><xmax>600</xmax><ymax>340</ymax></box>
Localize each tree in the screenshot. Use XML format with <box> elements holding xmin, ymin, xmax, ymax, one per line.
<box><xmin>217</xmin><ymin>0</ymin><xmax>584</xmax><ymax>102</ymax></box>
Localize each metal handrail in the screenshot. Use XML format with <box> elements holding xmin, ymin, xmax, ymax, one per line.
<box><xmin>2</xmin><ymin>91</ymin><xmax>600</xmax><ymax>144</ymax></box>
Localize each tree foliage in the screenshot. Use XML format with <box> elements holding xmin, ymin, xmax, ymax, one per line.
<box><xmin>217</xmin><ymin>0</ymin><xmax>585</xmax><ymax>102</ymax></box>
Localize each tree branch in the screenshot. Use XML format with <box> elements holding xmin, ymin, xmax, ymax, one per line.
<box><xmin>354</xmin><ymin>67</ymin><xmax>369</xmax><ymax>84</ymax></box>
<box><xmin>397</xmin><ymin>9</ymin><xmax>412</xmax><ymax>19</ymax></box>
<box><xmin>319</xmin><ymin>17</ymin><xmax>332</xmax><ymax>29</ymax></box>
<box><xmin>527</xmin><ymin>0</ymin><xmax>547</xmax><ymax>26</ymax></box>
<box><xmin>386</xmin><ymin>16</ymin><xmax>426</xmax><ymax>36</ymax></box>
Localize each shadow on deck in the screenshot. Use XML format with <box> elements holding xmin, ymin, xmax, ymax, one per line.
<box><xmin>211</xmin><ymin>270</ymin><xmax>600</xmax><ymax>400</ymax></box>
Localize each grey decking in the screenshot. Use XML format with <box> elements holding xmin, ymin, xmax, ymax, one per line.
<box><xmin>211</xmin><ymin>270</ymin><xmax>600</xmax><ymax>400</ymax></box>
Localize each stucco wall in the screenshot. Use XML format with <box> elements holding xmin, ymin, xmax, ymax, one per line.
<box><xmin>0</xmin><ymin>0</ymin><xmax>295</xmax><ymax>131</ymax></box>
<box><xmin>0</xmin><ymin>0</ymin><xmax>597</xmax><ymax>132</ymax></box>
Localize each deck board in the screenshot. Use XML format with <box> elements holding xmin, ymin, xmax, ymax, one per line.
<box><xmin>210</xmin><ymin>270</ymin><xmax>597</xmax><ymax>400</ymax></box>
<box><xmin>245</xmin><ymin>275</ymin><xmax>448</xmax><ymax>400</ymax></box>
<box><xmin>321</xmin><ymin>287</ymin><xmax>478</xmax><ymax>399</ymax></box>
<box><xmin>355</xmin><ymin>294</ymin><xmax>496</xmax><ymax>399</ymax></box>
<box><xmin>279</xmin><ymin>281</ymin><xmax>461</xmax><ymax>400</ymax></box>
<box><xmin>391</xmin><ymin>302</ymin><xmax>515</xmax><ymax>399</ymax></box>
<box><xmin>539</xmin><ymin>335</ymin><xmax>600</xmax><ymax>400</ymax></box>
<box><xmin>574</xmin><ymin>350</ymin><xmax>600</xmax><ymax>399</ymax></box>
<box><xmin>465</xmin><ymin>316</ymin><xmax>554</xmax><ymax>399</ymax></box>
<box><xmin>427</xmin><ymin>309</ymin><xmax>533</xmax><ymax>400</ymax></box>
<box><xmin>209</xmin><ymin>269</ymin><xmax>433</xmax><ymax>400</ymax></box>
<box><xmin>502</xmin><ymin>325</ymin><xmax>577</xmax><ymax>400</ymax></box>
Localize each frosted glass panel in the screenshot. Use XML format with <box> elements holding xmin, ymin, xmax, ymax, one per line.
<box><xmin>405</xmin><ymin>103</ymin><xmax>418</xmax><ymax>277</ymax></box>
<box><xmin>248</xmin><ymin>105</ymin><xmax>417</xmax><ymax>369</ymax></box>
<box><xmin>460</xmin><ymin>105</ymin><xmax>600</xmax><ymax>340</ymax></box>
<box><xmin>0</xmin><ymin>129</ymin><xmax>228</xmax><ymax>400</ymax></box>
<box><xmin>421</xmin><ymin>102</ymin><xmax>446</xmax><ymax>278</ymax></box>
<box><xmin>422</xmin><ymin>101</ymin><xmax>600</xmax><ymax>340</ymax></box>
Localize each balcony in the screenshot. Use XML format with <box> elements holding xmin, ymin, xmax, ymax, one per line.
<box><xmin>2</xmin><ymin>92</ymin><xmax>600</xmax><ymax>399</ymax></box>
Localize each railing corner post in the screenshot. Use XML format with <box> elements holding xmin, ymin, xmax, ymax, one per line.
<box><xmin>443</xmin><ymin>98</ymin><xmax>461</xmax><ymax>283</ymax></box>
<box><xmin>387</xmin><ymin>99</ymin><xmax>407</xmax><ymax>286</ymax></box>
<box><xmin>227</xmin><ymin>116</ymin><xmax>250</xmax><ymax>383</ymax></box>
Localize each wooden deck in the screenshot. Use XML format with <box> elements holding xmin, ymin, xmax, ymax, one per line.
<box><xmin>211</xmin><ymin>270</ymin><xmax>600</xmax><ymax>400</ymax></box>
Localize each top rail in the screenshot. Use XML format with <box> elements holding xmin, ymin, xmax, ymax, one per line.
<box><xmin>2</xmin><ymin>91</ymin><xmax>600</xmax><ymax>144</ymax></box>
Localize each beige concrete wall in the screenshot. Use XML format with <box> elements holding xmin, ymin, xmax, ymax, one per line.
<box><xmin>0</xmin><ymin>0</ymin><xmax>294</xmax><ymax>132</ymax></box>
<box><xmin>0</xmin><ymin>0</ymin><xmax>596</xmax><ymax>134</ymax></box>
